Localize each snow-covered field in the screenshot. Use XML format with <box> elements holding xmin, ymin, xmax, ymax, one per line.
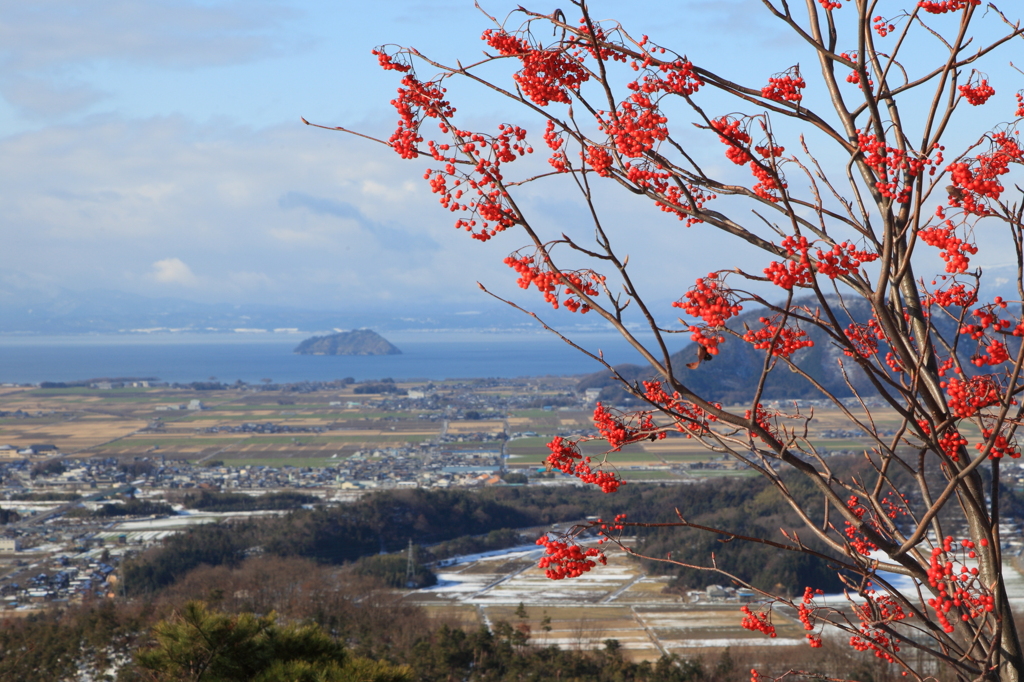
<box><xmin>408</xmin><ymin>543</ymin><xmax>1024</xmax><ymax>661</ymax></box>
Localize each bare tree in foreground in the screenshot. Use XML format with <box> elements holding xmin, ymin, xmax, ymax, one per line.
<box><xmin>318</xmin><ymin>1</ymin><xmax>1024</xmax><ymax>679</ymax></box>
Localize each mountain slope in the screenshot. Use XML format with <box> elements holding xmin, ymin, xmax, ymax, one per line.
<box><xmin>578</xmin><ymin>298</ymin><xmax>879</xmax><ymax>405</ymax></box>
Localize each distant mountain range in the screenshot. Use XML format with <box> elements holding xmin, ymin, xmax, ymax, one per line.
<box><xmin>0</xmin><ymin>288</ymin><xmax>548</xmax><ymax>335</ymax></box>
<box><xmin>1</xmin><ymin>264</ymin><xmax>1017</xmax><ymax>344</ymax></box>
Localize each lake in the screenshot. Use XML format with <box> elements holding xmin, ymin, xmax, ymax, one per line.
<box><xmin>0</xmin><ymin>331</ymin><xmax>666</xmax><ymax>384</ymax></box>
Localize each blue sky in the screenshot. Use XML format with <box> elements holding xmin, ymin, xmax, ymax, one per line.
<box><xmin>1</xmin><ymin>0</ymin><xmax>1020</xmax><ymax>320</ymax></box>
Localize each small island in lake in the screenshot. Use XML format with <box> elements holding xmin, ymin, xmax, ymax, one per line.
<box><xmin>293</xmin><ymin>330</ymin><xmax>402</xmax><ymax>356</ymax></box>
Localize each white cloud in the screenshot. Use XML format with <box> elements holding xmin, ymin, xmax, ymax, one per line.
<box><xmin>0</xmin><ymin>0</ymin><xmax>296</xmax><ymax>117</ymax></box>
<box><xmin>0</xmin><ymin>0</ymin><xmax>290</xmax><ymax>71</ymax></box>
<box><xmin>150</xmin><ymin>258</ymin><xmax>198</xmax><ymax>287</ymax></box>
<box><xmin>0</xmin><ymin>116</ymin><xmax>512</xmax><ymax>309</ymax></box>
<box><xmin>0</xmin><ymin>111</ymin><xmax>773</xmax><ymax>316</ymax></box>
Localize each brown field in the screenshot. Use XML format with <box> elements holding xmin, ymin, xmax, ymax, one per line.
<box><xmin>0</xmin><ymin>419</ymin><xmax>149</xmax><ymax>451</ymax></box>
<box><xmin>447</xmin><ymin>420</ymin><xmax>505</xmax><ymax>434</ymax></box>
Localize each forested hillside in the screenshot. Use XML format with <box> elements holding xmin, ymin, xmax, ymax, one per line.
<box><xmin>121</xmin><ymin>476</ymin><xmax>870</xmax><ymax>597</ymax></box>
<box><xmin>7</xmin><ymin>475</ymin><xmax>1023</xmax><ymax>680</ymax></box>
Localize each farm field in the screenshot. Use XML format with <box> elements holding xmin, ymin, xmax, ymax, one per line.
<box><xmin>407</xmin><ymin>544</ymin><xmax>811</xmax><ymax>662</ymax></box>
<box><xmin>0</xmin><ymin>380</ymin><xmax>920</xmax><ymax>482</ymax></box>
<box><xmin>409</xmin><ymin>541</ymin><xmax>1024</xmax><ymax>663</ymax></box>
<box><xmin>0</xmin><ymin>382</ymin><xmax>450</xmax><ymax>462</ymax></box>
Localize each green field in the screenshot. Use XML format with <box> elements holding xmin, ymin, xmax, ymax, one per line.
<box><xmin>246</xmin><ymin>434</ymin><xmax>432</xmax><ymax>445</ymax></box>
<box><xmin>192</xmin><ymin>457</ymin><xmax>342</xmax><ymax>468</ymax></box>
<box><xmin>622</xmin><ymin>470</ymin><xmax>686</xmax><ymax>480</ymax></box>
<box><xmin>102</xmin><ymin>437</ymin><xmax>245</xmax><ymax>449</ymax></box>
<box><xmin>689</xmin><ymin>468</ymin><xmax>758</xmax><ymax>478</ymax></box>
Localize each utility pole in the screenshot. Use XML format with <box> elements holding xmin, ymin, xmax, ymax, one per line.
<box><xmin>405</xmin><ymin>539</ymin><xmax>415</xmax><ymax>587</ymax></box>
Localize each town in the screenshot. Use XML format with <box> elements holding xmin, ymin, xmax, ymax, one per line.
<box><xmin>0</xmin><ymin>376</ymin><xmax>1022</xmax><ymax>662</ymax></box>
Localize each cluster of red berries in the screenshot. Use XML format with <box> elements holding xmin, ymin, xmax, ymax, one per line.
<box><xmin>884</xmin><ymin>350</ymin><xmax>906</xmax><ymax>374</ymax></box>
<box><xmin>750</xmin><ymin>157</ymin><xmax>787</xmax><ymax>202</ymax></box>
<box><xmin>962</xmin><ymin>301</ymin><xmax>1012</xmax><ymax>340</ymax></box>
<box><xmin>873</xmin><ymin>15</ymin><xmax>896</xmax><ymax>37</ymax></box>
<box><xmin>740</xmin><ymin>605</ymin><xmax>776</xmax><ymax>637</ymax></box>
<box><xmin>938</xmin><ymin>428</ymin><xmax>968</xmax><ymax>461</ymax></box>
<box><xmin>764</xmin><ymin>235</ymin><xmax>813</xmax><ymax>289</ymax></box>
<box><xmin>815</xmin><ymin>241</ymin><xmax>879</xmax><ymax>279</ymax></box>
<box><xmin>371</xmin><ymin>48</ymin><xmax>412</xmax><ymax>72</ymax></box>
<box><xmin>973</xmin><ymin>340</ymin><xmax>1009</xmax><ymax>367</ymax></box>
<box><xmin>977</xmin><ymin>428</ymin><xmax>1021</xmax><ymax>459</ymax></box>
<box><xmin>592</xmin><ymin>514</ymin><xmax>628</xmax><ymax>547</ymax></box>
<box><xmin>918</xmin><ymin>220</ymin><xmax>978</xmax><ymax>273</ymax></box>
<box><xmin>818</xmin><ymin>0</ymin><xmax>842</xmax><ymax>9</ymax></box>
<box><xmin>761</xmin><ymin>67</ymin><xmax>805</xmax><ymax>103</ymax></box>
<box><xmin>797</xmin><ymin>587</ymin><xmax>825</xmax><ymax>647</ymax></box>
<box><xmin>923</xmin><ymin>280</ymin><xmax>977</xmax><ymax>309</ymax></box>
<box><xmin>936</xmin><ymin>356</ymin><xmax>957</xmax><ymax>378</ymax></box>
<box><xmin>422</xmin><ymin>122</ymin><xmax>531</xmax><ymax>241</ymax></box>
<box><xmin>946</xmin><ymin>131</ymin><xmax>1024</xmax><ymax>214</ymax></box>
<box><xmin>843</xmin><ymin>495</ymin><xmax>879</xmax><ymax>556</ymax></box>
<box><xmin>503</xmin><ymin>252</ymin><xmax>604</xmax><ymax>313</ymax></box>
<box><xmin>1016</xmin><ymin>91</ymin><xmax>1024</xmax><ymax>118</ymax></box>
<box><xmin>841</xmin><ymin>53</ymin><xmax>873</xmax><ymax>90</ymax></box>
<box><xmin>584</xmin><ymin>145</ymin><xmax>613</xmax><ymax>176</ymax></box>
<box><xmin>593</xmin><ymin>402</ymin><xmax>659</xmax><ymax>451</ymax></box>
<box><xmin>881</xmin><ymin>493</ymin><xmax>911</xmax><ymax>521</ymax></box>
<box><xmin>850</xmin><ymin>591</ymin><xmax>910</xmax><ymax>663</ymax></box>
<box><xmin>958</xmin><ymin>298</ymin><xmax>1016</xmax><ymax>366</ymax></box>
<box><xmin>942</xmin><ymin>374</ymin><xmax>1001</xmax><ymax>418</ymax></box>
<box><xmin>623</xmin><ymin>160</ymin><xmax>670</xmax><ymax>191</ymax></box>
<box><xmin>857</xmin><ymin>131</ymin><xmax>942</xmax><ymax>203</ymax></box>
<box><xmin>545</xmin><ymin>436</ymin><xmax>624</xmax><ymax>493</ymax></box>
<box><xmin>627</xmin><ymin>59</ymin><xmax>704</xmax><ymax>97</ymax></box>
<box><xmin>568</xmin><ymin>18</ymin><xmax>630</xmax><ymax>64</ymax></box>
<box><xmin>742</xmin><ymin>316</ymin><xmax>814</xmax><ymax>359</ymax></box>
<box><xmin>960</xmin><ymin>79</ymin><xmax>995</xmax><ymax>106</ymax></box>
<box><xmin>926</xmin><ymin>536</ymin><xmax>992</xmax><ymax>633</ymax></box>
<box><xmin>543</xmin><ymin>120</ymin><xmax>570</xmax><ymax>173</ymax></box>
<box><xmin>843</xmin><ymin>319</ymin><xmax>885</xmax><ymax>358</ymax></box>
<box><xmin>642</xmin><ymin>381</ymin><xmax>719</xmax><ymax>438</ymax></box>
<box><xmin>388</xmin><ymin>74</ymin><xmax>455</xmax><ymax>159</ymax></box>
<box><xmin>623</xmin><ymin>162</ymin><xmax>714</xmax><ymax>226</ymax></box>
<box><xmin>654</xmin><ymin>183</ymin><xmax>715</xmax><ymax>227</ymax></box>
<box><xmin>744</xmin><ymin>403</ymin><xmax>779</xmax><ymax>443</ymax></box>
<box><xmin>710</xmin><ymin>116</ymin><xmax>790</xmax><ymax>201</ymax></box>
<box><xmin>710</xmin><ymin>117</ymin><xmax>753</xmax><ymax>165</ymax></box>
<box><xmin>598</xmin><ymin>93</ymin><xmax>669</xmax><ymax>157</ymax></box>
<box><xmin>623</xmin><ymin>160</ymin><xmax>707</xmax><ymax>219</ymax></box>
<box><xmin>672</xmin><ymin>274</ymin><xmax>742</xmax><ymax>356</ymax></box>
<box><xmin>536</xmin><ymin>535</ymin><xmax>607</xmax><ymax>579</ymax></box>
<box><xmin>918</xmin><ymin>0</ymin><xmax>980</xmax><ymax>14</ymax></box>
<box><xmin>482</xmin><ymin>29</ymin><xmax>590</xmax><ymax>106</ymax></box>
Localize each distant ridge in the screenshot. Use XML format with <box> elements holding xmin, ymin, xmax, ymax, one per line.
<box><xmin>577</xmin><ymin>297</ymin><xmax>878</xmax><ymax>404</ymax></box>
<box><xmin>293</xmin><ymin>330</ymin><xmax>401</xmax><ymax>356</ymax></box>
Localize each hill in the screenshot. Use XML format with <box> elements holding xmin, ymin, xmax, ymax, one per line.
<box><xmin>578</xmin><ymin>297</ymin><xmax>879</xmax><ymax>405</ymax></box>
<box><xmin>293</xmin><ymin>329</ymin><xmax>401</xmax><ymax>356</ymax></box>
